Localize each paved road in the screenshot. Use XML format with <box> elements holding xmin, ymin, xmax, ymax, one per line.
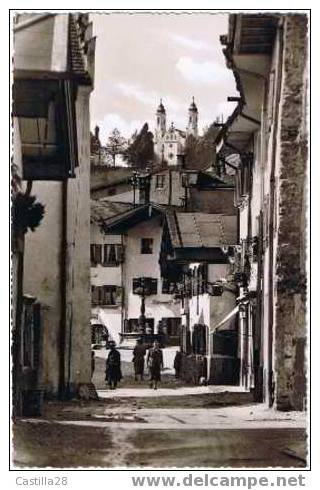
<box><xmin>13</xmin><ymin>347</ymin><xmax>307</xmax><ymax>469</ymax></box>
<box><xmin>13</xmin><ymin>420</ymin><xmax>306</xmax><ymax>468</ymax></box>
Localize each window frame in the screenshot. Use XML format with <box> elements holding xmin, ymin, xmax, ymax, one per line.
<box><xmin>141</xmin><ymin>238</ymin><xmax>153</xmax><ymax>254</ymax></box>
<box><xmin>155</xmin><ymin>174</ymin><xmax>165</xmax><ymax>189</ymax></box>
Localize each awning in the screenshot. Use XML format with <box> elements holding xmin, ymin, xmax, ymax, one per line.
<box><xmin>210</xmin><ymin>305</ymin><xmax>239</xmax><ymax>332</ymax></box>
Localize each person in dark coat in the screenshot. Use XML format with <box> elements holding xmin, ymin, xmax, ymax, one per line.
<box><xmin>105</xmin><ymin>342</ymin><xmax>122</xmax><ymax>389</ymax></box>
<box><xmin>91</xmin><ymin>351</ymin><xmax>95</xmax><ymax>380</ymax></box>
<box><xmin>173</xmin><ymin>348</ymin><xmax>182</xmax><ymax>379</ymax></box>
<box><xmin>132</xmin><ymin>338</ymin><xmax>146</xmax><ymax>381</ymax></box>
<box><xmin>147</xmin><ymin>341</ymin><xmax>164</xmax><ymax>390</ymax></box>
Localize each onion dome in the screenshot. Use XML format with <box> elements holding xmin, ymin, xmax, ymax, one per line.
<box><xmin>189</xmin><ymin>96</ymin><xmax>198</xmax><ymax>112</ymax></box>
<box><xmin>157</xmin><ymin>98</ymin><xmax>166</xmax><ymax>114</ymax></box>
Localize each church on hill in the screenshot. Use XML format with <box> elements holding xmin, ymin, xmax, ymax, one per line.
<box><xmin>154</xmin><ymin>98</ymin><xmax>199</xmax><ymax>166</ymax></box>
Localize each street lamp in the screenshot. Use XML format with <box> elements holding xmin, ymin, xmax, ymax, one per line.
<box><xmin>129</xmin><ymin>168</ymin><xmax>152</xmax><ymax>206</ymax></box>
<box><xmin>136</xmin><ymin>279</ymin><xmax>147</xmax><ymax>334</ymax></box>
<box><xmin>129</xmin><ymin>171</ymin><xmax>139</xmax><ymax>207</ymax></box>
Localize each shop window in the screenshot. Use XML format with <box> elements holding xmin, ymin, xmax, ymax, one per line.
<box><xmin>161</xmin><ymin>317</ymin><xmax>181</xmax><ymax>337</ymax></box>
<box><xmin>162</xmin><ymin>278</ymin><xmax>177</xmax><ymax>294</ymax></box>
<box><xmin>124</xmin><ymin>318</ymin><xmax>154</xmax><ymax>333</ymax></box>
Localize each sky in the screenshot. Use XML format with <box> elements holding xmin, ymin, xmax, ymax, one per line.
<box><xmin>90</xmin><ymin>13</ymin><xmax>238</xmax><ymax>142</ymax></box>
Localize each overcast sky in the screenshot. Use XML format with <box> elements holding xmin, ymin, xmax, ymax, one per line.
<box><xmin>90</xmin><ymin>13</ymin><xmax>238</xmax><ymax>142</ymax></box>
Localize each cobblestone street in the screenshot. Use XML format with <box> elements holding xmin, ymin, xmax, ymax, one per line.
<box><xmin>13</xmin><ymin>348</ymin><xmax>307</xmax><ymax>469</ymax></box>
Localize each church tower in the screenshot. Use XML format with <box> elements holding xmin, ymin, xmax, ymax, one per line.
<box><xmin>155</xmin><ymin>99</ymin><xmax>166</xmax><ymax>137</ymax></box>
<box><xmin>186</xmin><ymin>97</ymin><xmax>198</xmax><ymax>137</ymax></box>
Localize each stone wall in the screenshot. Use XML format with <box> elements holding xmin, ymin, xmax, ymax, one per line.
<box><xmin>274</xmin><ymin>14</ymin><xmax>308</xmax><ymax>411</ymax></box>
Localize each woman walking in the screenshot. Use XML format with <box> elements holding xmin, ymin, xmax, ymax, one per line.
<box><xmin>133</xmin><ymin>338</ymin><xmax>146</xmax><ymax>381</ymax></box>
<box><xmin>147</xmin><ymin>341</ymin><xmax>164</xmax><ymax>390</ymax></box>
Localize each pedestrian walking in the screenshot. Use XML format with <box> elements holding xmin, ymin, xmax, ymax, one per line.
<box><xmin>105</xmin><ymin>342</ymin><xmax>122</xmax><ymax>389</ymax></box>
<box><xmin>91</xmin><ymin>351</ymin><xmax>95</xmax><ymax>380</ymax></box>
<box><xmin>132</xmin><ymin>338</ymin><xmax>146</xmax><ymax>381</ymax></box>
<box><xmin>147</xmin><ymin>341</ymin><xmax>164</xmax><ymax>390</ymax></box>
<box><xmin>173</xmin><ymin>348</ymin><xmax>182</xmax><ymax>379</ymax></box>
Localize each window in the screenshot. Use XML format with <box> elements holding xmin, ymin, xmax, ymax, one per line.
<box><xmin>132</xmin><ymin>277</ymin><xmax>158</xmax><ymax>295</ymax></box>
<box><xmin>155</xmin><ymin>174</ymin><xmax>165</xmax><ymax>189</ymax></box>
<box><xmin>103</xmin><ymin>244</ymin><xmax>124</xmax><ymax>266</ymax></box>
<box><xmin>234</xmin><ymin>156</ymin><xmax>251</xmax><ymax>207</ymax></box>
<box><xmin>91</xmin><ymin>286</ymin><xmax>122</xmax><ymax>306</ymax></box>
<box><xmin>91</xmin><ymin>244</ymin><xmax>124</xmax><ymax>267</ymax></box>
<box><xmin>124</xmin><ymin>318</ymin><xmax>154</xmax><ymax>333</ymax></box>
<box><xmin>141</xmin><ymin>238</ymin><xmax>153</xmax><ymax>254</ymax></box>
<box><xmin>162</xmin><ymin>278</ymin><xmax>177</xmax><ymax>294</ymax></box>
<box><xmin>90</xmin><ymin>244</ymin><xmax>102</xmax><ymax>266</ymax></box>
<box><xmin>161</xmin><ymin>317</ymin><xmax>181</xmax><ymax>337</ymax></box>
<box><xmin>21</xmin><ymin>300</ymin><xmax>41</xmax><ymax>369</ymax></box>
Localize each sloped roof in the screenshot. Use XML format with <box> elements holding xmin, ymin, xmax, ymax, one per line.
<box><xmin>167</xmin><ymin>212</ymin><xmax>237</xmax><ymax>249</ymax></box>
<box><xmin>91</xmin><ymin>200</ymin><xmax>133</xmax><ymax>224</ymax></box>
<box><xmin>97</xmin><ymin>203</ymin><xmax>168</xmax><ymax>233</ymax></box>
<box><xmin>101</xmin><ymin>190</ymin><xmax>134</xmax><ymax>203</ymax></box>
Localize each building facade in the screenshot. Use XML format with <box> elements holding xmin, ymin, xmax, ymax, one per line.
<box><xmin>159</xmin><ymin>211</ymin><xmax>239</xmax><ymax>385</ymax></box>
<box><xmin>217</xmin><ymin>13</ymin><xmax>308</xmax><ymax>410</ymax></box>
<box><xmin>12</xmin><ymin>13</ymin><xmax>96</xmax><ymax>408</ymax></box>
<box><xmin>91</xmin><ymin>203</ymin><xmax>182</xmax><ymax>346</ymax></box>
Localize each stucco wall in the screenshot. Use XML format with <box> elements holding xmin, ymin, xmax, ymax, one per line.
<box><xmin>124</xmin><ymin>216</ymin><xmax>181</xmax><ymax>327</ymax></box>
<box><xmin>150</xmin><ymin>170</ymin><xmax>184</xmax><ymax>207</ymax></box>
<box><xmin>23</xmin><ymin>181</ymin><xmax>63</xmax><ymax>394</ymax></box>
<box><xmin>23</xmin><ymin>86</ymin><xmax>93</xmax><ymax>396</ymax></box>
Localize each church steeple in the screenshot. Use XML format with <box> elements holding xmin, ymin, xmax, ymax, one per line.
<box><xmin>187</xmin><ymin>97</ymin><xmax>198</xmax><ymax>137</ymax></box>
<box><xmin>156</xmin><ymin>98</ymin><xmax>166</xmax><ymax>137</ymax></box>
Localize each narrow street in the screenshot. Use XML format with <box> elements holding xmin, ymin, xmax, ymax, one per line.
<box><xmin>11</xmin><ymin>12</ymin><xmax>309</xmax><ymax>471</ymax></box>
<box><xmin>13</xmin><ymin>348</ymin><xmax>307</xmax><ymax>469</ymax></box>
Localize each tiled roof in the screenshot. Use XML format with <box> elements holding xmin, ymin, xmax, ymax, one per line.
<box><xmin>95</xmin><ymin>203</ymin><xmax>168</xmax><ymax>233</ymax></box>
<box><xmin>168</xmin><ymin>212</ymin><xmax>237</xmax><ymax>248</ymax></box>
<box><xmin>91</xmin><ymin>200</ymin><xmax>133</xmax><ymax>224</ymax></box>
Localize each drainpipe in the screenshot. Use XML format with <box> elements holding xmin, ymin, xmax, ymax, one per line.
<box><xmin>121</xmin><ymin>235</ymin><xmax>125</xmax><ymax>338</ymax></box>
<box><xmin>168</xmin><ymin>169</ymin><xmax>172</xmax><ymax>206</ymax></box>
<box><xmin>267</xmin><ymin>21</ymin><xmax>284</xmax><ymax>407</ymax></box>
<box><xmin>58</xmin><ymin>180</ymin><xmax>68</xmax><ymax>398</ymax></box>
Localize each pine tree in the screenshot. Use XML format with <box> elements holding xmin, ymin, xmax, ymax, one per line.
<box><xmin>123</xmin><ymin>123</ymin><xmax>154</xmax><ymax>169</ymax></box>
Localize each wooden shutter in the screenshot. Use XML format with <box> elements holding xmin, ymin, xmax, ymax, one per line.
<box><xmin>90</xmin><ymin>245</ymin><xmax>96</xmax><ymax>266</ymax></box>
<box><xmin>91</xmin><ymin>286</ymin><xmax>99</xmax><ymax>305</ymax></box>
<box><xmin>116</xmin><ymin>244</ymin><xmax>124</xmax><ymax>263</ymax></box>
<box><xmin>115</xmin><ymin>287</ymin><xmax>123</xmax><ymax>305</ymax></box>
<box><xmin>150</xmin><ymin>278</ymin><xmax>158</xmax><ymax>295</ymax></box>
